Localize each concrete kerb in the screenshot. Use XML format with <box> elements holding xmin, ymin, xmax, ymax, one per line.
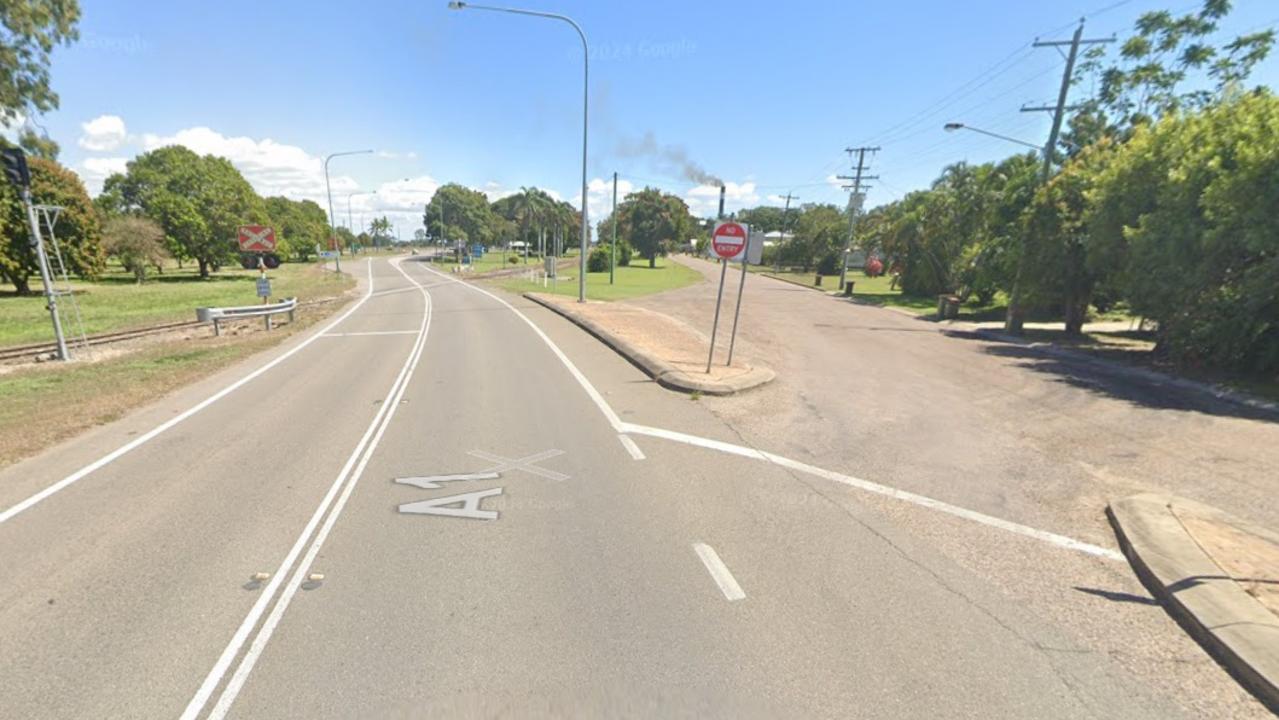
<box><xmin>520</xmin><ymin>293</ymin><xmax>774</xmax><ymax>396</ymax></box>
<box><xmin>1107</xmin><ymin>494</ymin><xmax>1279</xmax><ymax>712</ymax></box>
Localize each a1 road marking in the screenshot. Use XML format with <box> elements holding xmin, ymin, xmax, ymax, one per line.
<box><xmin>394</xmin><ymin>448</ymin><xmax>568</xmax><ymax>520</ymax></box>
<box><xmin>399</xmin><ymin>487</ymin><xmax>503</xmax><ymax>520</ymax></box>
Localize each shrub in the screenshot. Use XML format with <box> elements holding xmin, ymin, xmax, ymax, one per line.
<box><xmin>103</xmin><ymin>216</ymin><xmax>169</xmax><ymax>283</ymax></box>
<box><xmin>587</xmin><ymin>247</ymin><xmax>610</xmax><ymax>272</ymax></box>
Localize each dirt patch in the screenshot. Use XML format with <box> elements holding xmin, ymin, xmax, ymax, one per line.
<box><xmin>1177</xmin><ymin>509</ymin><xmax>1279</xmax><ymax>620</ymax></box>
<box><xmin>527</xmin><ymin>293</ymin><xmax>773</xmax><ymax>392</ymax></box>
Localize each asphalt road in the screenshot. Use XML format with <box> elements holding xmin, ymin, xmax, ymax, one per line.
<box><xmin>0</xmin><ymin>255</ymin><xmax>1225</xmax><ymax>718</ymax></box>
<box><xmin>633</xmin><ymin>255</ymin><xmax>1279</xmax><ymax>718</ymax></box>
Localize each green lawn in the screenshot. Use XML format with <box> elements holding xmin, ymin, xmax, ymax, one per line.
<box><xmin>0</xmin><ymin>260</ymin><xmax>354</xmax><ymax>347</ymax></box>
<box><xmin>493</xmin><ymin>259</ymin><xmax>703</xmax><ymax>301</ymax></box>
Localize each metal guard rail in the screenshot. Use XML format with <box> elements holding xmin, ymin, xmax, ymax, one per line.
<box><xmin>196</xmin><ymin>297</ymin><xmax>297</xmax><ymax>336</ymax></box>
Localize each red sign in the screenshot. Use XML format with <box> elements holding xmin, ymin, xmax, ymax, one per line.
<box><xmin>238</xmin><ymin>225</ymin><xmax>277</xmax><ymax>252</ymax></box>
<box><xmin>711</xmin><ymin>221</ymin><xmax>748</xmax><ymax>259</ymax></box>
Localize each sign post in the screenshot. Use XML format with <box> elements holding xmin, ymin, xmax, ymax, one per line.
<box><xmin>705</xmin><ymin>221</ymin><xmax>748</xmax><ymax>373</ymax></box>
<box><xmin>726</xmin><ymin>227</ymin><xmax>764</xmax><ymax>366</ymax></box>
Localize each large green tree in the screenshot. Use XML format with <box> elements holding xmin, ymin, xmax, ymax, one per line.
<box><xmin>0</xmin><ymin>155</ymin><xmax>103</xmax><ymax>293</ymax></box>
<box><xmin>0</xmin><ymin>1</ymin><xmax>80</xmax><ymax>126</ymax></box>
<box><xmin>264</xmin><ymin>196</ymin><xmax>327</xmax><ymax>261</ymax></box>
<box><xmin>1067</xmin><ymin>0</ymin><xmax>1274</xmax><ymax>145</ymax></box>
<box><xmin>1090</xmin><ymin>92</ymin><xmax>1279</xmax><ymax>372</ymax></box>
<box><xmin>100</xmin><ymin>146</ymin><xmax>266</xmax><ymax>278</ymax></box>
<box><xmin>613</xmin><ymin>187</ymin><xmax>693</xmax><ymax>268</ymax></box>
<box><xmin>423</xmin><ymin>183</ymin><xmax>496</xmax><ymax>249</ymax></box>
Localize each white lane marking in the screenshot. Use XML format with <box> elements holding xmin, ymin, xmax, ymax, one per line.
<box><xmin>693</xmin><ymin>543</ymin><xmax>746</xmax><ymax>601</ymax></box>
<box><xmin>0</xmin><ymin>260</ymin><xmax>376</xmax><ymax>527</ymax></box>
<box><xmin>394</xmin><ymin>472</ymin><xmax>500</xmax><ymax>489</ymax></box>
<box><xmin>407</xmin><ymin>259</ymin><xmax>1123</xmax><ymax>561</ymax></box>
<box><xmin>183</xmin><ymin>259</ymin><xmax>432</xmax><ymax>720</ymax></box>
<box><xmin>618</xmin><ymin>434</ymin><xmax>645</xmax><ymax>460</ymax></box>
<box><xmin>625</xmin><ymin>423</ymin><xmax>1124</xmax><ymax>562</ymax></box>
<box><xmin>322</xmin><ymin>330</ymin><xmax>420</xmax><ymax>337</ymax></box>
<box><xmin>468</xmin><ymin>448</ymin><xmax>568</xmax><ymax>482</ymax></box>
<box><xmin>411</xmin><ymin>261</ymin><xmax>625</xmax><ymax>431</ymax></box>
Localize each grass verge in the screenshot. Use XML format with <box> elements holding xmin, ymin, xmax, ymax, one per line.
<box><xmin>492</xmin><ymin>259</ymin><xmax>703</xmax><ymax>301</ymax></box>
<box><xmin>0</xmin><ymin>261</ymin><xmax>353</xmax><ymax>347</ymax></box>
<box><xmin>0</xmin><ymin>267</ymin><xmax>354</xmax><ymax>466</ymax></box>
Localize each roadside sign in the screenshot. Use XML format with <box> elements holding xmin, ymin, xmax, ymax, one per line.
<box><xmin>711</xmin><ymin>221</ymin><xmax>748</xmax><ymax>260</ymax></box>
<box><xmin>319</xmin><ymin>250</ymin><xmax>339</xmax><ymax>259</ymax></box>
<box><xmin>238</xmin><ymin>225</ymin><xmax>277</xmax><ymax>252</ymax></box>
<box><xmin>256</xmin><ymin>277</ymin><xmax>271</xmax><ymax>298</ymax></box>
<box><xmin>744</xmin><ymin>227</ymin><xmax>766</xmax><ymax>265</ymax></box>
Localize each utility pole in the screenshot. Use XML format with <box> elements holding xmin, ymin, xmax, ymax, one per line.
<box><xmin>610</xmin><ymin>171</ymin><xmax>618</xmax><ymax>285</ymax></box>
<box><xmin>774</xmin><ymin>192</ymin><xmax>798</xmax><ymax>273</ymax></box>
<box><xmin>836</xmin><ymin>146</ymin><xmax>879</xmax><ymax>292</ymax></box>
<box><xmin>1004</xmin><ymin>19</ymin><xmax>1113</xmax><ymax>333</ymax></box>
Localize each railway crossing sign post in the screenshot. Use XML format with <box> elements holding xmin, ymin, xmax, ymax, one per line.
<box><xmin>705</xmin><ymin>221</ymin><xmax>749</xmax><ymax>373</ymax></box>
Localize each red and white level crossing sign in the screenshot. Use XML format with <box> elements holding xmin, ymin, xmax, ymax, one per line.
<box><xmin>238</xmin><ymin>225</ymin><xmax>277</xmax><ymax>252</ymax></box>
<box><xmin>711</xmin><ymin>221</ymin><xmax>748</xmax><ymax>260</ymax></box>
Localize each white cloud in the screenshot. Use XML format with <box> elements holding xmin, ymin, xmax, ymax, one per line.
<box><xmin>683</xmin><ymin>181</ymin><xmax>758</xmax><ymax>218</ymax></box>
<box><xmin>578</xmin><ymin>176</ymin><xmax>634</xmax><ymax>223</ymax></box>
<box><xmin>137</xmin><ymin>126</ymin><xmax>360</xmax><ymax>204</ymax></box>
<box><xmin>78</xmin><ymin>115</ymin><xmax>127</xmax><ymax>151</ymax></box>
<box><xmin>78</xmin><ymin>156</ymin><xmax>129</xmax><ymax>194</ymax></box>
<box><xmin>344</xmin><ymin>175</ymin><xmax>439</xmax><ymax>235</ymax></box>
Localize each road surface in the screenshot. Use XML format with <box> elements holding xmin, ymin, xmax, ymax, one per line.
<box><xmin>0</xmin><ymin>256</ymin><xmax>1220</xmax><ymax>718</ymax></box>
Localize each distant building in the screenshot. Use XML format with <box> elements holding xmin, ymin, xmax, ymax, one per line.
<box><xmin>763</xmin><ymin>231</ymin><xmax>794</xmax><ymax>247</ymax></box>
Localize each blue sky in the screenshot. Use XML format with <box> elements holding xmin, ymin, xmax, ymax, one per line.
<box><xmin>33</xmin><ymin>0</ymin><xmax>1279</xmax><ymax>232</ymax></box>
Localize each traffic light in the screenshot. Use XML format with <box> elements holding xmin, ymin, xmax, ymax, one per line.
<box><xmin>1</xmin><ymin>147</ymin><xmax>30</xmax><ymax>188</ymax></box>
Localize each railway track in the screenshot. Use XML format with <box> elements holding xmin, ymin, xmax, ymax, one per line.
<box><xmin>0</xmin><ymin>296</ymin><xmax>345</xmax><ymax>363</ymax></box>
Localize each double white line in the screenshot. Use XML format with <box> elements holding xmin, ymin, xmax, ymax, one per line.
<box><xmin>181</xmin><ymin>259</ymin><xmax>433</xmax><ymax>719</ymax></box>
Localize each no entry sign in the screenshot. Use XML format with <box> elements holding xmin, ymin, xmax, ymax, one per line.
<box><xmin>711</xmin><ymin>221</ymin><xmax>748</xmax><ymax>260</ymax></box>
<box><xmin>238</xmin><ymin>225</ymin><xmax>277</xmax><ymax>252</ymax></box>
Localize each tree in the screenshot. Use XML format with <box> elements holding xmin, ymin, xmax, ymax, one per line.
<box><xmin>1090</xmin><ymin>92</ymin><xmax>1279</xmax><ymax>372</ymax></box>
<box><xmin>736</xmin><ymin>205</ymin><xmax>786</xmax><ymax>233</ymax></box>
<box><xmin>1070</xmin><ymin>1</ymin><xmax>1274</xmax><ymax>137</ymax></box>
<box><xmin>368</xmin><ymin>215</ymin><xmax>392</xmax><ymax>246</ymax></box>
<box><xmin>1022</xmin><ymin>143</ymin><xmax>1116</xmax><ymax>334</ymax></box>
<box><xmin>614</xmin><ymin>187</ymin><xmax>693</xmax><ymax>268</ymax></box>
<box><xmin>0</xmin><ymin>1</ymin><xmax>81</xmax><ymax>127</ymax></box>
<box><xmin>265</xmin><ymin>196</ymin><xmax>327</xmax><ymax>261</ymax></box>
<box><xmin>100</xmin><ymin>146</ymin><xmax>267</xmax><ymax>278</ymax></box>
<box><xmin>0</xmin><ymin>155</ymin><xmax>103</xmax><ymax>293</ymax></box>
<box><xmin>102</xmin><ymin>215</ymin><xmax>167</xmax><ymax>283</ymax></box>
<box><xmin>790</xmin><ymin>203</ymin><xmax>846</xmax><ymax>274</ymax></box>
<box><xmin>424</xmin><ymin>183</ymin><xmax>496</xmax><ymax>248</ymax></box>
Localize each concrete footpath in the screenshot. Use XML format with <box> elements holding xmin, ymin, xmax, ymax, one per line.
<box><xmin>521</xmin><ymin>292</ymin><xmax>774</xmax><ymax>395</ymax></box>
<box><xmin>1109</xmin><ymin>494</ymin><xmax>1279</xmax><ymax>712</ymax></box>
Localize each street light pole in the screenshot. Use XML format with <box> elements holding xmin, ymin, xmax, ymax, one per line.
<box><xmin>323</xmin><ymin>149</ymin><xmax>373</xmax><ymax>273</ymax></box>
<box><xmin>347</xmin><ymin>190</ymin><xmax>377</xmax><ymax>236</ymax></box>
<box><xmin>942</xmin><ymin>123</ymin><xmax>1042</xmax><ymax>151</ymax></box>
<box><xmin>449</xmin><ymin>1</ymin><xmax>590</xmax><ymax>302</ymax></box>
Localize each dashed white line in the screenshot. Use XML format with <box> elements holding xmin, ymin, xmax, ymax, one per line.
<box><xmin>617</xmin><ymin>434</ymin><xmax>645</xmax><ymax>460</ymax></box>
<box><xmin>693</xmin><ymin>543</ymin><xmax>746</xmax><ymax>601</ymax></box>
<box><xmin>0</xmin><ymin>259</ymin><xmax>376</xmax><ymax>527</ymax></box>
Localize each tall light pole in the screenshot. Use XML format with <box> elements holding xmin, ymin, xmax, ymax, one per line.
<box><xmin>942</xmin><ymin>123</ymin><xmax>1042</xmax><ymax>151</ymax></box>
<box><xmin>347</xmin><ymin>190</ymin><xmax>377</xmax><ymax>236</ymax></box>
<box><xmin>943</xmin><ymin>122</ymin><xmax>1045</xmax><ymax>332</ymax></box>
<box><xmin>323</xmin><ymin>149</ymin><xmax>373</xmax><ymax>273</ymax></box>
<box><xmin>448</xmin><ymin>1</ymin><xmax>589</xmax><ymax>302</ymax></box>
